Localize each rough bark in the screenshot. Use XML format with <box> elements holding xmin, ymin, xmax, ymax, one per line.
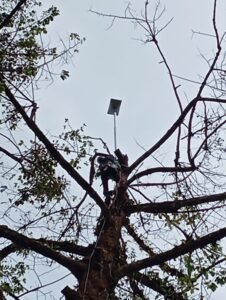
<box><xmin>74</xmin><ymin>154</ymin><xmax>129</xmax><ymax>299</ymax></box>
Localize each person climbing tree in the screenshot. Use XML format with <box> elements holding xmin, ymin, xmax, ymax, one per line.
<box><xmin>97</xmin><ymin>155</ymin><xmax>121</xmax><ymax>201</ymax></box>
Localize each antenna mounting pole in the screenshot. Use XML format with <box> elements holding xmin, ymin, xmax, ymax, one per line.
<box><xmin>107</xmin><ymin>99</ymin><xmax>122</xmax><ymax>151</ymax></box>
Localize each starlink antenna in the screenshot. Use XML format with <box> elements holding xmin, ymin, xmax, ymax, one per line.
<box><xmin>107</xmin><ymin>98</ymin><xmax>122</xmax><ymax>150</ymax></box>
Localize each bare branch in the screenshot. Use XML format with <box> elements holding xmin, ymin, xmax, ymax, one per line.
<box><xmin>118</xmin><ymin>226</ymin><xmax>226</xmax><ymax>277</ymax></box>
<box><xmin>125</xmin><ymin>191</ymin><xmax>226</xmax><ymax>215</ymax></box>
<box><xmin>127</xmin><ymin>97</ymin><xmax>199</xmax><ymax>174</ymax></box>
<box><xmin>0</xmin><ymin>0</ymin><xmax>27</xmax><ymax>30</ymax></box>
<box><xmin>0</xmin><ymin>225</ymin><xmax>85</xmax><ymax>278</ymax></box>
<box><xmin>128</xmin><ymin>166</ymin><xmax>195</xmax><ymax>185</ymax></box>
<box><xmin>196</xmin><ymin>0</ymin><xmax>222</xmax><ymax>97</ymax></box>
<box><xmin>0</xmin><ymin>146</ymin><xmax>22</xmax><ymax>163</ymax></box>
<box><xmin>0</xmin><ymin>243</ymin><xmax>17</xmax><ymax>260</ymax></box>
<box><xmin>133</xmin><ymin>272</ymin><xmax>185</xmax><ymax>300</ymax></box>
<box><xmin>144</xmin><ymin>1</ymin><xmax>183</xmax><ymax>112</ymax></box>
<box><xmin>38</xmin><ymin>239</ymin><xmax>93</xmax><ymax>256</ymax></box>
<box><xmin>125</xmin><ymin>222</ymin><xmax>184</xmax><ymax>278</ymax></box>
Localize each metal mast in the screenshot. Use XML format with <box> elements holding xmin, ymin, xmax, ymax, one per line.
<box><xmin>107</xmin><ymin>99</ymin><xmax>122</xmax><ymax>150</ymax></box>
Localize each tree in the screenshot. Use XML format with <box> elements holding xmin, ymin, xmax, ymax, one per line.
<box><xmin>0</xmin><ymin>0</ymin><xmax>226</xmax><ymax>299</ymax></box>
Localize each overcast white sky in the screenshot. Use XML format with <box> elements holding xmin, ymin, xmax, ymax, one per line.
<box><xmin>38</xmin><ymin>1</ymin><xmax>218</xmax><ymax>159</ymax></box>
<box><xmin>34</xmin><ymin>1</ymin><xmax>226</xmax><ymax>298</ymax></box>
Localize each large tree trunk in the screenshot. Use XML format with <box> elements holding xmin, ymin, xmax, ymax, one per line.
<box><xmin>62</xmin><ymin>150</ymin><xmax>129</xmax><ymax>300</ymax></box>
<box><xmin>62</xmin><ymin>213</ymin><xmax>126</xmax><ymax>300</ymax></box>
<box><xmin>77</xmin><ymin>212</ymin><xmax>126</xmax><ymax>299</ymax></box>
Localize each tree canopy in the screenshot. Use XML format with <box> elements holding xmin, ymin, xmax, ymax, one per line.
<box><xmin>0</xmin><ymin>1</ymin><xmax>226</xmax><ymax>299</ymax></box>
